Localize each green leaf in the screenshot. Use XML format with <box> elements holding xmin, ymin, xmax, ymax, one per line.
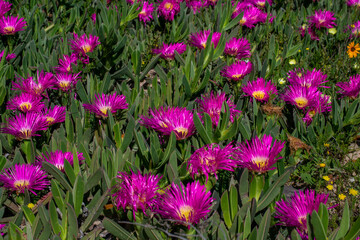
<box><xmin>243</xmin><ymin>208</ymin><xmax>251</xmax><ymax>240</ymax></box>
<box><xmin>67</xmin><ymin>204</ymin><xmax>78</xmax><ymax>239</ymax></box>
<box><xmin>310</xmin><ymin>210</ymin><xmax>327</xmax><ymax>240</ymax></box>
<box><xmin>42</xmin><ymin>162</ymin><xmax>72</xmax><ymax>191</ymax></box>
<box><xmin>291</xmin><ymin>229</ymin><xmax>302</xmax><ymax>240</ymax></box>
<box><xmin>156</xmin><ymin>132</ymin><xmax>176</xmax><ymax>169</ymax></box>
<box><xmin>239</xmin><ymin>169</ymin><xmax>249</xmax><ymax>203</ymax></box>
<box><xmin>193</xmin><ymin>112</ymin><xmax>213</xmax><ymax>145</ymax></box>
<box><xmin>73</xmin><ymin>175</ymin><xmax>85</xmax><ymax>216</ymax></box>
<box><xmin>221</xmin><ymin>190</ymin><xmax>232</xmax><ymax>229</ymax></box>
<box><xmin>229</xmin><ymin>186</ymin><xmax>238</xmax><ymax>222</ymax></box>
<box><xmin>144</xmin><ymin>228</ymin><xmax>164</xmax><ymax>240</ymax></box>
<box><xmin>256</xmin><ymin>168</ymin><xmax>291</xmax><ymax>212</ymax></box>
<box><xmin>120</xmin><ymin>115</ymin><xmax>135</xmax><ymax>152</ymax></box>
<box><xmin>336</xmin><ymin>200</ymin><xmax>350</xmax><ymax>240</ymax></box>
<box><xmin>84</xmin><ymin>168</ymin><xmax>104</xmax><ymax>193</ymax></box>
<box><xmin>49</xmin><ymin>201</ymin><xmax>61</xmax><ymax>235</ymax></box>
<box><xmin>139</xmin><ymin>54</ymin><xmax>161</xmax><ymax>81</ymax></box>
<box><xmin>257</xmin><ymin>209</ymin><xmax>271</xmax><ymax>240</ymax></box>
<box><xmin>344</xmin><ymin>215</ymin><xmax>360</xmax><ymax>240</ymax></box>
<box><xmin>21</xmin><ymin>205</ymin><xmax>35</xmax><ymax>225</ymax></box>
<box><xmin>102</xmin><ymin>218</ymin><xmax>137</xmax><ymax>240</ymax></box>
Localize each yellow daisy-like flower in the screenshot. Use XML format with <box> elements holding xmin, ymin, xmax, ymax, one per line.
<box><xmin>323</xmin><ymin>176</ymin><xmax>330</xmax><ymax>181</ymax></box>
<box><xmin>327</xmin><ymin>185</ymin><xmax>333</xmax><ymax>190</ymax></box>
<box><xmin>324</xmin><ymin>143</ymin><xmax>330</xmax><ymax>147</ymax></box>
<box><xmin>289</xmin><ymin>59</ymin><xmax>296</xmax><ymax>65</ymax></box>
<box><xmin>349</xmin><ymin>188</ymin><xmax>358</xmax><ymax>196</ymax></box>
<box><xmin>319</xmin><ymin>163</ymin><xmax>326</xmax><ymax>167</ymax></box>
<box><xmin>328</xmin><ymin>28</ymin><xmax>337</xmax><ymax>35</ymax></box>
<box><xmin>27</xmin><ymin>203</ymin><xmax>35</xmax><ymax>209</ymax></box>
<box><xmin>347</xmin><ymin>42</ymin><xmax>360</xmax><ymax>58</ymax></box>
<box><xmin>338</xmin><ymin>194</ymin><xmax>346</xmax><ymax>200</ymax></box>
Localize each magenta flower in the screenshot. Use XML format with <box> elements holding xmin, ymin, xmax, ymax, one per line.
<box><xmin>91</xmin><ymin>13</ymin><xmax>96</xmax><ymax>24</ymax></box>
<box><xmin>237</xmin><ymin>7</ymin><xmax>267</xmax><ymax>28</ymax></box>
<box><xmin>12</xmin><ymin>71</ymin><xmax>55</xmax><ymax>96</ymax></box>
<box><xmin>55</xmin><ymin>72</ymin><xmax>81</xmax><ymax>92</ymax></box>
<box><xmin>1</xmin><ymin>113</ymin><xmax>48</xmax><ymax>140</ymax></box>
<box><xmin>0</xmin><ymin>16</ymin><xmax>26</xmax><ymax>35</ymax></box>
<box><xmin>140</xmin><ymin>106</ymin><xmax>196</xmax><ymax>140</ymax></box>
<box><xmin>156</xmin><ymin>181</ymin><xmax>213</xmax><ymax>226</ymax></box>
<box><xmin>308</xmin><ymin>10</ymin><xmax>336</xmax><ymax>29</ymax></box>
<box><xmin>0</xmin><ymin>50</ymin><xmax>15</xmax><ymax>61</ymax></box>
<box><xmin>302</xmin><ymin>94</ymin><xmax>332</xmax><ymax>125</ymax></box>
<box><xmin>187</xmin><ymin>143</ymin><xmax>238</xmax><ymax>182</ymax></box>
<box><xmin>196</xmin><ymin>92</ymin><xmax>240</xmax><ymax>127</ymax></box>
<box><xmin>220</xmin><ymin>61</ymin><xmax>252</xmax><ymax>81</ymax></box>
<box><xmin>232</xmin><ymin>2</ymin><xmax>254</xmax><ymax>19</ymax></box>
<box><xmin>83</xmin><ymin>93</ymin><xmax>128</xmax><ymax>118</ymax></box>
<box><xmin>242</xmin><ymin>78</ymin><xmax>277</xmax><ymax>103</ymax></box>
<box><xmin>282</xmin><ymin>86</ymin><xmax>319</xmax><ymax>110</ymax></box>
<box><xmin>37</xmin><ymin>150</ymin><xmax>84</xmax><ymax>172</ymax></box>
<box><xmin>158</xmin><ymin>0</ymin><xmax>180</xmax><ymax>21</ymax></box>
<box><xmin>246</xmin><ymin>0</ymin><xmax>272</xmax><ymax>8</ymax></box>
<box><xmin>189</xmin><ymin>30</ymin><xmax>222</xmax><ymax>49</ymax></box>
<box><xmin>351</xmin><ymin>21</ymin><xmax>360</xmax><ymax>38</ymax></box>
<box><xmin>139</xmin><ymin>2</ymin><xmax>154</xmax><ymax>23</ymax></box>
<box><xmin>224</xmin><ymin>37</ymin><xmax>251</xmax><ymax>59</ymax></box>
<box><xmin>204</xmin><ymin>0</ymin><xmax>218</xmax><ymax>7</ymax></box>
<box><xmin>7</xmin><ymin>93</ymin><xmax>45</xmax><ymax>113</ymax></box>
<box><xmin>348</xmin><ymin>0</ymin><xmax>360</xmax><ymax>7</ymax></box>
<box><xmin>0</xmin><ymin>224</ymin><xmax>5</xmax><ymax>236</ymax></box>
<box><xmin>152</xmin><ymin>43</ymin><xmax>187</xmax><ymax>60</ymax></box>
<box><xmin>54</xmin><ymin>53</ymin><xmax>78</xmax><ymax>73</ymax></box>
<box><xmin>307</xmin><ymin>27</ymin><xmax>320</xmax><ymax>41</ymax></box>
<box><xmin>42</xmin><ymin>106</ymin><xmax>66</xmax><ymax>126</ymax></box>
<box><xmin>0</xmin><ymin>0</ymin><xmax>11</xmax><ymax>17</ymax></box>
<box><xmin>112</xmin><ymin>171</ymin><xmax>161</xmax><ymax>218</ymax></box>
<box><xmin>337</xmin><ymin>75</ymin><xmax>360</xmax><ymax>99</ymax></box>
<box><xmin>0</xmin><ymin>164</ymin><xmax>50</xmax><ymax>194</ymax></box>
<box><xmin>275</xmin><ymin>190</ymin><xmax>328</xmax><ymax>239</ymax></box>
<box><xmin>70</xmin><ymin>33</ymin><xmax>100</xmax><ymax>58</ymax></box>
<box><xmin>234</xmin><ymin>135</ymin><xmax>284</xmax><ymax>173</ymax></box>
<box><xmin>186</xmin><ymin>0</ymin><xmax>204</xmax><ymax>14</ymax></box>
<box><xmin>287</xmin><ymin>68</ymin><xmax>328</xmax><ymax>88</ymax></box>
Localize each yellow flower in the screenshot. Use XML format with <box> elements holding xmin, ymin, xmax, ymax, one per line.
<box><xmin>327</xmin><ymin>185</ymin><xmax>333</xmax><ymax>190</ymax></box>
<box><xmin>323</xmin><ymin>176</ymin><xmax>330</xmax><ymax>181</ymax></box>
<box><xmin>349</xmin><ymin>188</ymin><xmax>358</xmax><ymax>196</ymax></box>
<box><xmin>289</xmin><ymin>59</ymin><xmax>296</xmax><ymax>65</ymax></box>
<box><xmin>298</xmin><ymin>49</ymin><xmax>301</xmax><ymax>52</ymax></box>
<box><xmin>328</xmin><ymin>28</ymin><xmax>337</xmax><ymax>35</ymax></box>
<box><xmin>319</xmin><ymin>163</ymin><xmax>326</xmax><ymax>168</ymax></box>
<box><xmin>306</xmin><ymin>48</ymin><xmax>309</xmax><ymax>50</ymax></box>
<box><xmin>278</xmin><ymin>78</ymin><xmax>286</xmax><ymax>85</ymax></box>
<box><xmin>324</xmin><ymin>143</ymin><xmax>330</xmax><ymax>147</ymax></box>
<box><xmin>351</xmin><ymin>24</ymin><xmax>355</xmax><ymax>28</ymax></box>
<box><xmin>339</xmin><ymin>194</ymin><xmax>346</xmax><ymax>200</ymax></box>
<box><xmin>347</xmin><ymin>42</ymin><xmax>360</xmax><ymax>58</ymax></box>
<box><xmin>27</xmin><ymin>203</ymin><xmax>35</xmax><ymax>209</ymax></box>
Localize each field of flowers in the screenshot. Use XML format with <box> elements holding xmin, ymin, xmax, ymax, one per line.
<box><xmin>2</xmin><ymin>0</ymin><xmax>360</xmax><ymax>239</ymax></box>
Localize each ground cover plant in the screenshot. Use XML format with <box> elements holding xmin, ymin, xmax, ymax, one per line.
<box><xmin>2</xmin><ymin>0</ymin><xmax>360</xmax><ymax>239</ymax></box>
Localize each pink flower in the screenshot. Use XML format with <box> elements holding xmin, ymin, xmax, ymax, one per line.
<box><xmin>152</xmin><ymin>42</ymin><xmax>187</xmax><ymax>60</ymax></box>
<box><xmin>287</xmin><ymin>68</ymin><xmax>328</xmax><ymax>88</ymax></box>
<box><xmin>0</xmin><ymin>16</ymin><xmax>26</xmax><ymax>35</ymax></box>
<box><xmin>308</xmin><ymin>10</ymin><xmax>336</xmax><ymax>29</ymax></box>
<box><xmin>42</xmin><ymin>106</ymin><xmax>66</xmax><ymax>126</ymax></box>
<box><xmin>282</xmin><ymin>86</ymin><xmax>319</xmax><ymax>110</ymax></box>
<box><xmin>242</xmin><ymin>78</ymin><xmax>277</xmax><ymax>103</ymax></box>
<box><xmin>337</xmin><ymin>75</ymin><xmax>360</xmax><ymax>99</ymax></box>
<box><xmin>0</xmin><ymin>113</ymin><xmax>48</xmax><ymax>140</ymax></box>
<box><xmin>0</xmin><ymin>164</ymin><xmax>50</xmax><ymax>195</ymax></box>
<box><xmin>139</xmin><ymin>2</ymin><xmax>154</xmax><ymax>23</ymax></box>
<box><xmin>157</xmin><ymin>0</ymin><xmax>180</xmax><ymax>21</ymax></box>
<box><xmin>220</xmin><ymin>61</ymin><xmax>252</xmax><ymax>81</ymax></box>
<box><xmin>12</xmin><ymin>71</ymin><xmax>55</xmax><ymax>96</ymax></box>
<box><xmin>187</xmin><ymin>143</ymin><xmax>238</xmax><ymax>182</ymax></box>
<box><xmin>189</xmin><ymin>30</ymin><xmax>222</xmax><ymax>49</ymax></box>
<box><xmin>0</xmin><ymin>0</ymin><xmax>11</xmax><ymax>17</ymax></box>
<box><xmin>236</xmin><ymin>7</ymin><xmax>267</xmax><ymax>28</ymax></box>
<box><xmin>7</xmin><ymin>93</ymin><xmax>45</xmax><ymax>113</ymax></box>
<box><xmin>37</xmin><ymin>150</ymin><xmax>84</xmax><ymax>171</ymax></box>
<box><xmin>347</xmin><ymin>0</ymin><xmax>360</xmax><ymax>7</ymax></box>
<box><xmin>55</xmin><ymin>72</ymin><xmax>81</xmax><ymax>92</ymax></box>
<box><xmin>224</xmin><ymin>37</ymin><xmax>251</xmax><ymax>59</ymax></box>
<box><xmin>83</xmin><ymin>93</ymin><xmax>128</xmax><ymax>118</ymax></box>
<box><xmin>112</xmin><ymin>171</ymin><xmax>161</xmax><ymax>218</ymax></box>
<box><xmin>156</xmin><ymin>181</ymin><xmax>213</xmax><ymax>227</ymax></box>
<box><xmin>91</xmin><ymin>13</ymin><xmax>96</xmax><ymax>24</ymax></box>
<box><xmin>0</xmin><ymin>50</ymin><xmax>16</xmax><ymax>61</ymax></box>
<box><xmin>70</xmin><ymin>33</ymin><xmax>100</xmax><ymax>63</ymax></box>
<box><xmin>186</xmin><ymin>0</ymin><xmax>204</xmax><ymax>14</ymax></box>
<box><xmin>55</xmin><ymin>53</ymin><xmax>78</xmax><ymax>73</ymax></box>
<box><xmin>351</xmin><ymin>21</ymin><xmax>360</xmax><ymax>38</ymax></box>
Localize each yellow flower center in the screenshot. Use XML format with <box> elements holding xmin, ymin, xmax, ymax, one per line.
<box><xmin>164</xmin><ymin>2</ymin><xmax>173</xmax><ymax>10</ymax></box>
<box><xmin>19</xmin><ymin>102</ymin><xmax>32</xmax><ymax>112</ymax></box>
<box><xmin>160</xmin><ymin>122</ymin><xmax>168</xmax><ymax>128</ymax></box>
<box><xmin>82</xmin><ymin>44</ymin><xmax>92</xmax><ymax>53</ymax></box>
<box><xmin>308</xmin><ymin>110</ymin><xmax>316</xmax><ymax>118</ymax></box>
<box><xmin>231</xmin><ymin>74</ymin><xmax>243</xmax><ymax>80</ymax></box>
<box><xmin>252</xmin><ymin>156</ymin><xmax>268</xmax><ymax>171</ymax></box>
<box><xmin>100</xmin><ymin>106</ymin><xmax>112</xmax><ymax>116</ymax></box>
<box><xmin>252</xmin><ymin>90</ymin><xmax>265</xmax><ymax>100</ymax></box>
<box><xmin>14</xmin><ymin>179</ymin><xmax>30</xmax><ymax>189</ymax></box>
<box><xmin>240</xmin><ymin>19</ymin><xmax>246</xmax><ymax>25</ymax></box>
<box><xmin>46</xmin><ymin>117</ymin><xmax>55</xmax><ymax>125</ymax></box>
<box><xmin>201</xmin><ymin>42</ymin><xmax>206</xmax><ymax>48</ymax></box>
<box><xmin>178</xmin><ymin>205</ymin><xmax>193</xmax><ymax>222</ymax></box>
<box><xmin>298</xmin><ymin>215</ymin><xmax>307</xmax><ymax>226</ymax></box>
<box><xmin>258</xmin><ymin>2</ymin><xmax>265</xmax><ymax>7</ymax></box>
<box><xmin>66</xmin><ymin>65</ymin><xmax>71</xmax><ymax>72</ymax></box>
<box><xmin>294</xmin><ymin>97</ymin><xmax>308</xmax><ymax>108</ymax></box>
<box><xmin>140</xmin><ymin>9</ymin><xmax>146</xmax><ymax>15</ymax></box>
<box><xmin>20</xmin><ymin>128</ymin><xmax>32</xmax><ymax>139</ymax></box>
<box><xmin>59</xmin><ymin>81</ymin><xmax>70</xmax><ymax>89</ymax></box>
<box><xmin>54</xmin><ymin>163</ymin><xmax>65</xmax><ymax>171</ymax></box>
<box><xmin>4</xmin><ymin>26</ymin><xmax>15</xmax><ymax>34</ymax></box>
<box><xmin>174</xmin><ymin>127</ymin><xmax>188</xmax><ymax>139</ymax></box>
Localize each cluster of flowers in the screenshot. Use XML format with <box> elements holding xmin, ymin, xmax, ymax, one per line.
<box><xmin>123</xmin><ymin>0</ymin><xmax>272</xmax><ymax>25</ymax></box>
<box><xmin>282</xmin><ymin>68</ymin><xmax>331</xmax><ymax>125</ymax></box>
<box><xmin>299</xmin><ymin>9</ymin><xmax>336</xmax><ymax>41</ymax></box>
